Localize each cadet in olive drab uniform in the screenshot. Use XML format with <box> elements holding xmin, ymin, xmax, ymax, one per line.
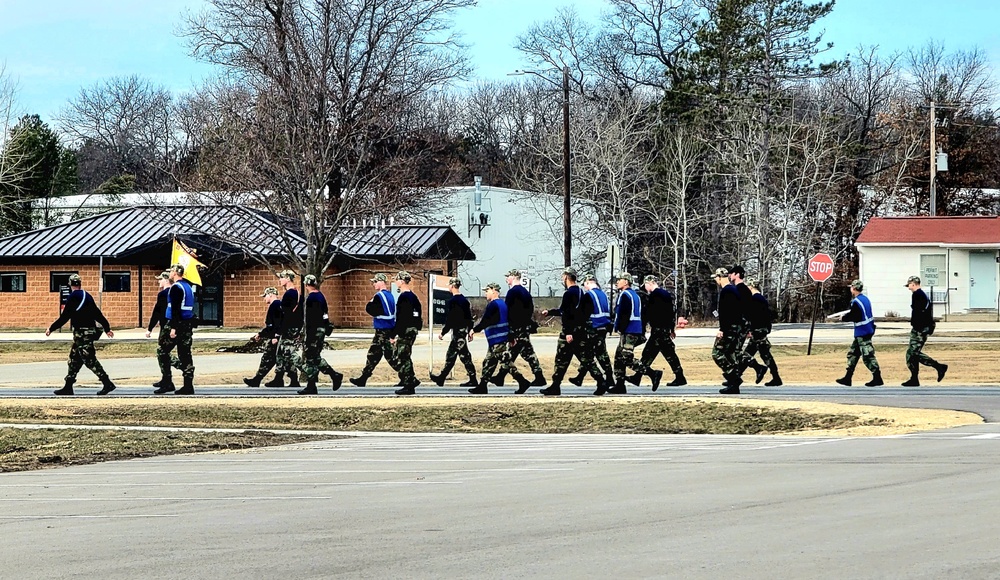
<box><xmin>741</xmin><ymin>278</ymin><xmax>781</xmax><ymax>386</ymax></box>
<box><xmin>47</xmin><ymin>274</ymin><xmax>116</xmax><ymax>396</ymax></box>
<box><xmin>243</xmin><ymin>286</ymin><xmax>282</xmax><ymax>388</ymax></box>
<box><xmin>713</xmin><ymin>267</ymin><xmax>745</xmax><ymax>394</ymax></box>
<box><xmin>470</xmin><ymin>283</ymin><xmax>534</xmax><ymax>394</ymax></box>
<box><xmin>568</xmin><ymin>274</ymin><xmax>615</xmax><ymax>393</ymax></box>
<box><xmin>632</xmin><ymin>274</ymin><xmax>683</xmax><ymax>389</ymax></box>
<box><xmin>540</xmin><ymin>267</ymin><xmax>597</xmax><ymax>396</ymax></box>
<box><xmin>154</xmin><ymin>263</ymin><xmax>196</xmax><ymax>395</ymax></box>
<box><xmin>430</xmin><ymin>278</ymin><xmax>478</xmax><ymax>387</ymax></box>
<box><xmin>727</xmin><ymin>265</ymin><xmax>764</xmax><ymax>386</ymax></box>
<box><xmin>351</xmin><ymin>273</ymin><xmax>399</xmax><ymax>387</ymax></box>
<box><xmin>390</xmin><ymin>271</ymin><xmax>422</xmax><ymax>395</ymax></box>
<box><xmin>295</xmin><ymin>275</ymin><xmax>344</xmax><ymax>395</ymax></box>
<box><xmin>610</xmin><ymin>272</ymin><xmax>653</xmax><ymax>394</ymax></box>
<box><xmin>902</xmin><ymin>275</ymin><xmax>947</xmax><ymax>387</ymax></box>
<box><xmin>834</xmin><ymin>280</ymin><xmax>883</xmax><ymax>387</ymax></box>
<box><xmin>492</xmin><ymin>268</ymin><xmax>547</xmax><ymax>389</ymax></box>
<box><xmin>269</xmin><ymin>270</ymin><xmax>303</xmax><ymax>389</ymax></box>
<box><xmin>146</xmin><ymin>270</ymin><xmax>181</xmax><ymax>390</ymax></box>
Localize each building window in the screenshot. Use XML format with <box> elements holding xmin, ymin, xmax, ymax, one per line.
<box><xmin>919</xmin><ymin>254</ymin><xmax>947</xmax><ymax>302</ymax></box>
<box><xmin>0</xmin><ymin>272</ymin><xmax>26</xmax><ymax>292</ymax></box>
<box><xmin>50</xmin><ymin>271</ymin><xmax>78</xmax><ymax>292</ymax></box>
<box><xmin>102</xmin><ymin>271</ymin><xmax>131</xmax><ymax>292</ymax></box>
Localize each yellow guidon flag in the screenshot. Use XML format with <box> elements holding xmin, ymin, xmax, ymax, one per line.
<box><xmin>170</xmin><ymin>239</ymin><xmax>205</xmax><ymax>287</ymax></box>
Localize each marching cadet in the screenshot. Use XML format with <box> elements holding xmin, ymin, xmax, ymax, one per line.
<box><xmin>568</xmin><ymin>274</ymin><xmax>614</xmax><ymax>395</ymax></box>
<box><xmin>541</xmin><ymin>267</ymin><xmax>598</xmax><ymax>396</ymax></box>
<box><xmin>713</xmin><ymin>267</ymin><xmax>744</xmax><ymax>394</ymax></box>
<box><xmin>634</xmin><ymin>274</ymin><xmax>685</xmax><ymax>389</ymax></box>
<box><xmin>270</xmin><ymin>270</ymin><xmax>303</xmax><ymax>389</ymax></box>
<box><xmin>46</xmin><ymin>274</ymin><xmax>116</xmax><ymax>396</ymax></box>
<box><xmin>242</xmin><ymin>286</ymin><xmax>282</xmax><ymax>388</ymax></box>
<box><xmin>154</xmin><ymin>263</ymin><xmax>196</xmax><ymax>395</ymax></box>
<box><xmin>429</xmin><ymin>277</ymin><xmax>478</xmax><ymax>387</ymax></box>
<box><xmin>296</xmin><ymin>275</ymin><xmax>344</xmax><ymax>394</ymax></box>
<box><xmin>351</xmin><ymin>273</ymin><xmax>398</xmax><ymax>387</ymax></box>
<box><xmin>742</xmin><ymin>278</ymin><xmax>781</xmax><ymax>386</ymax></box>
<box><xmin>493</xmin><ymin>268</ymin><xmax>547</xmax><ymax>389</ymax></box>
<box><xmin>146</xmin><ymin>270</ymin><xmax>180</xmax><ymax>390</ymax></box>
<box><xmin>610</xmin><ymin>272</ymin><xmax>654</xmax><ymax>394</ymax></box>
<box><xmin>390</xmin><ymin>271</ymin><xmax>422</xmax><ymax>395</ymax></box>
<box><xmin>834</xmin><ymin>280</ymin><xmax>883</xmax><ymax>387</ymax></box>
<box><xmin>902</xmin><ymin>275</ymin><xmax>947</xmax><ymax>386</ymax></box>
<box><xmin>470</xmin><ymin>283</ymin><xmax>533</xmax><ymax>394</ymax></box>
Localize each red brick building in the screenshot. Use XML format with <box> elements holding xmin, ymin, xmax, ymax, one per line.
<box><xmin>0</xmin><ymin>206</ymin><xmax>473</xmax><ymax>330</ymax></box>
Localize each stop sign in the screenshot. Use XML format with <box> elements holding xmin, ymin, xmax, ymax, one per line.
<box><xmin>808</xmin><ymin>253</ymin><xmax>835</xmax><ymax>283</ymax></box>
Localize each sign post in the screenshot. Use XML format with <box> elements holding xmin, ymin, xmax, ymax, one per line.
<box><xmin>427</xmin><ymin>274</ymin><xmax>451</xmax><ymax>373</ymax></box>
<box><xmin>806</xmin><ymin>252</ymin><xmax>835</xmax><ymax>355</ymax></box>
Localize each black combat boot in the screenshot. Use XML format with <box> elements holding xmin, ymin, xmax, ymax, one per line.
<box><xmin>753</xmin><ymin>361</ymin><xmax>768</xmax><ymax>385</ymax></box>
<box><xmin>394</xmin><ymin>383</ymin><xmax>416</xmax><ymax>395</ymax></box>
<box><xmin>297</xmin><ymin>379</ymin><xmax>318</xmax><ymax>395</ymax></box>
<box><xmin>459</xmin><ymin>373</ymin><xmax>478</xmax><ymax>388</ymax></box>
<box><xmin>607</xmin><ymin>378</ymin><xmax>627</xmax><ymax>395</ymax></box>
<box><xmin>865</xmin><ymin>371</ymin><xmax>884</xmax><ymax>387</ymax></box>
<box><xmin>96</xmin><ymin>377</ymin><xmax>116</xmax><ymax>396</ymax></box>
<box><xmin>468</xmin><ymin>378</ymin><xmax>489</xmax><ymax>394</ymax></box>
<box><xmin>835</xmin><ymin>370</ymin><xmax>853</xmax><ymax>387</ymax></box>
<box><xmin>429</xmin><ymin>372</ymin><xmax>446</xmax><ymax>387</ymax></box>
<box><xmin>54</xmin><ymin>378</ymin><xmax>75</xmax><ymax>396</ymax></box>
<box><xmin>764</xmin><ymin>362</ymin><xmax>782</xmax><ymax>386</ymax></box>
<box><xmin>490</xmin><ymin>369</ymin><xmax>508</xmax><ymax>387</ymax></box>
<box><xmin>901</xmin><ymin>371</ymin><xmax>920</xmax><ymax>387</ymax></box>
<box><xmin>719</xmin><ymin>373</ymin><xmax>742</xmax><ymax>394</ymax></box>
<box><xmin>648</xmin><ymin>369</ymin><xmax>663</xmax><ymax>392</ymax></box>
<box><xmin>539</xmin><ymin>383</ymin><xmax>561</xmax><ymax>396</ymax></box>
<box><xmin>512</xmin><ymin>371</ymin><xmax>532</xmax><ymax>395</ymax></box>
<box><xmin>667</xmin><ymin>371</ymin><xmax>687</xmax><ymax>387</ymax></box>
<box><xmin>625</xmin><ymin>373</ymin><xmax>642</xmax><ymax>386</ymax></box>
<box><xmin>287</xmin><ymin>371</ymin><xmax>301</xmax><ymax>390</ymax></box>
<box><xmin>936</xmin><ymin>363</ymin><xmax>948</xmax><ymax>382</ymax></box>
<box><xmin>153</xmin><ymin>377</ymin><xmax>175</xmax><ymax>394</ymax></box>
<box><xmin>243</xmin><ymin>374</ymin><xmax>263</xmax><ymax>388</ymax></box>
<box><xmin>327</xmin><ymin>369</ymin><xmax>343</xmax><ymax>391</ymax></box>
<box><xmin>568</xmin><ymin>372</ymin><xmax>585</xmax><ymax>387</ymax></box>
<box><xmin>349</xmin><ymin>373</ymin><xmax>369</xmax><ymax>387</ymax></box>
<box><xmin>263</xmin><ymin>372</ymin><xmax>285</xmax><ymax>388</ymax></box>
<box><xmin>592</xmin><ymin>376</ymin><xmax>608</xmax><ymax>396</ymax></box>
<box><xmin>175</xmin><ymin>376</ymin><xmax>195</xmax><ymax>395</ymax></box>
<box><xmin>530</xmin><ymin>371</ymin><xmax>547</xmax><ymax>387</ymax></box>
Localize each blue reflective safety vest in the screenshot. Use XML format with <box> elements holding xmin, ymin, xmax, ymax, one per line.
<box><xmin>616</xmin><ymin>288</ymin><xmax>643</xmax><ymax>335</ymax></box>
<box><xmin>588</xmin><ymin>288</ymin><xmax>611</xmax><ymax>329</ymax></box>
<box><xmin>165</xmin><ymin>279</ymin><xmax>195</xmax><ymax>321</ymax></box>
<box><xmin>852</xmin><ymin>293</ymin><xmax>876</xmax><ymax>337</ymax></box>
<box><xmin>484</xmin><ymin>299</ymin><xmax>510</xmax><ymax>346</ymax></box>
<box><xmin>372</xmin><ymin>289</ymin><xmax>396</xmax><ymax>330</ymax></box>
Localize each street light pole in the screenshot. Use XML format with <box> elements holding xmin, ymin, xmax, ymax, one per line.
<box><xmin>561</xmin><ymin>65</ymin><xmax>571</xmax><ymax>267</ymax></box>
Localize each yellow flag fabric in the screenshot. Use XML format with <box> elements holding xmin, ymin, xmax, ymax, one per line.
<box><xmin>170</xmin><ymin>239</ymin><xmax>205</xmax><ymax>286</ymax></box>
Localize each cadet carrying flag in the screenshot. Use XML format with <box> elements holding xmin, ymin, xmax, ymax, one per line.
<box><xmin>170</xmin><ymin>239</ymin><xmax>205</xmax><ymax>287</ymax></box>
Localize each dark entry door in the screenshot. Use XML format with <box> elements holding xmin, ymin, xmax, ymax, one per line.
<box><xmin>196</xmin><ymin>272</ymin><xmax>224</xmax><ymax>326</ymax></box>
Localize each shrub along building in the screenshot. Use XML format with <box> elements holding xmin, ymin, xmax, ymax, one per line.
<box><xmin>0</xmin><ymin>205</ymin><xmax>474</xmax><ymax>330</ymax></box>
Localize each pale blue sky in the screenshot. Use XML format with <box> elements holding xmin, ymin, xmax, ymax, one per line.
<box><xmin>1</xmin><ymin>0</ymin><xmax>998</xmax><ymax>122</ymax></box>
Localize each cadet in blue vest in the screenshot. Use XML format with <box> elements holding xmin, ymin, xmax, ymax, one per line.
<box><xmin>47</xmin><ymin>273</ymin><xmax>116</xmax><ymax>396</ymax></box>
<box><xmin>490</xmin><ymin>268</ymin><xmax>547</xmax><ymax>389</ymax></box>
<box><xmin>470</xmin><ymin>282</ymin><xmax>533</xmax><ymax>394</ymax></box>
<box><xmin>903</xmin><ymin>275</ymin><xmax>947</xmax><ymax>386</ymax></box>
<box><xmin>154</xmin><ymin>263</ymin><xmax>196</xmax><ymax>395</ymax></box>
<box><xmin>611</xmin><ymin>272</ymin><xmax>652</xmax><ymax>394</ymax></box>
<box><xmin>714</xmin><ymin>267</ymin><xmax>745</xmax><ymax>394</ymax></box>
<box><xmin>147</xmin><ymin>270</ymin><xmax>181</xmax><ymax>390</ymax></box>
<box><xmin>243</xmin><ymin>286</ymin><xmax>282</xmax><ymax>388</ymax></box>
<box><xmin>351</xmin><ymin>273</ymin><xmax>400</xmax><ymax>386</ymax></box>
<box><xmin>568</xmin><ymin>274</ymin><xmax>614</xmax><ymax>395</ymax></box>
<box><xmin>540</xmin><ymin>267</ymin><xmax>602</xmax><ymax>396</ymax></box>
<box><xmin>834</xmin><ymin>279</ymin><xmax>882</xmax><ymax>387</ymax></box>
<box><xmin>430</xmin><ymin>278</ymin><xmax>478</xmax><ymax>387</ymax></box>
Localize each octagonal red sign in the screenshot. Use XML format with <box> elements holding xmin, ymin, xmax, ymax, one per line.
<box><xmin>808</xmin><ymin>253</ymin><xmax>834</xmax><ymax>283</ymax></box>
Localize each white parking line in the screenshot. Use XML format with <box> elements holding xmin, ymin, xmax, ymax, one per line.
<box><xmin>0</xmin><ymin>481</ymin><xmax>466</xmax><ymax>487</ymax></box>
<box><xmin>0</xmin><ymin>515</ymin><xmax>179</xmax><ymax>519</ymax></box>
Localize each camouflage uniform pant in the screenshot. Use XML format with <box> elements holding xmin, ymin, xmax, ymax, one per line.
<box><xmin>507</xmin><ymin>327</ymin><xmax>543</xmax><ymax>375</ymax></box>
<box><xmin>275</xmin><ymin>329</ymin><xmax>302</xmax><ymax>375</ymax></box>
<box><xmin>591</xmin><ymin>328</ymin><xmax>615</xmax><ymax>381</ymax></box>
<box><xmin>553</xmin><ymin>330</ymin><xmax>602</xmax><ymax>384</ymax></box>
<box><xmin>640</xmin><ymin>327</ymin><xmax>683</xmax><ymax>374</ymax></box>
<box><xmin>158</xmin><ymin>321</ymin><xmax>195</xmax><ymax>380</ymax></box>
<box><xmin>156</xmin><ymin>326</ymin><xmax>182</xmax><ymax>372</ymax></box>
<box><xmin>481</xmin><ymin>342</ymin><xmax>513</xmax><ymax>382</ymax></box>
<box><xmin>440</xmin><ymin>329</ymin><xmax>476</xmax><ymax>379</ymax></box>
<box><xmin>296</xmin><ymin>327</ymin><xmax>337</xmax><ymax>382</ymax></box>
<box><xmin>742</xmin><ymin>330</ymin><xmax>774</xmax><ymax>369</ymax></box>
<box><xmin>361</xmin><ymin>329</ymin><xmax>399</xmax><ymax>377</ymax></box>
<box><xmin>393</xmin><ymin>328</ymin><xmax>419</xmax><ymax>384</ymax></box>
<box><xmin>614</xmin><ymin>333</ymin><xmax>650</xmax><ymax>383</ymax></box>
<box><xmin>905</xmin><ymin>329</ymin><xmax>939</xmax><ymax>374</ymax></box>
<box><xmin>846</xmin><ymin>334</ymin><xmax>880</xmax><ymax>374</ymax></box>
<box><xmin>712</xmin><ymin>331</ymin><xmax>742</xmax><ymax>377</ymax></box>
<box><xmin>254</xmin><ymin>338</ymin><xmax>278</xmax><ymax>378</ymax></box>
<box><xmin>66</xmin><ymin>327</ymin><xmax>110</xmax><ymax>383</ymax></box>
